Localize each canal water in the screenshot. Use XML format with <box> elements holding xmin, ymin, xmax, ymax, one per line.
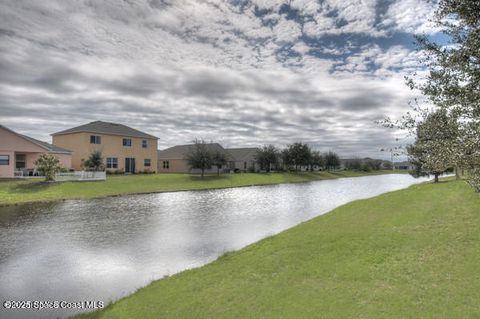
<box><xmin>0</xmin><ymin>174</ymin><xmax>430</xmax><ymax>318</ymax></box>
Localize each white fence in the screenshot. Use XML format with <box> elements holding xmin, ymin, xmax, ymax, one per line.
<box><xmin>55</xmin><ymin>171</ymin><xmax>106</xmax><ymax>182</ymax></box>
<box><xmin>14</xmin><ymin>170</ymin><xmax>40</xmax><ymax>178</ymax></box>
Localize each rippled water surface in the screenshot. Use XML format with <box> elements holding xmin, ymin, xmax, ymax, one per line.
<box><xmin>0</xmin><ymin>174</ymin><xmax>430</xmax><ymax>318</ymax></box>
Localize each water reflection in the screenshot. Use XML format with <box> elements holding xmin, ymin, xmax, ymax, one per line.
<box><xmin>0</xmin><ymin>174</ymin><xmax>429</xmax><ymax>318</ymax></box>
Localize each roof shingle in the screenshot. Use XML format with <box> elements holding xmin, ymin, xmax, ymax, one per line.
<box><xmin>52</xmin><ymin>121</ymin><xmax>158</xmax><ymax>139</ymax></box>
<box><xmin>0</xmin><ymin>125</ymin><xmax>72</xmax><ymax>154</ymax></box>
<box><xmin>225</xmin><ymin>148</ymin><xmax>259</xmax><ymax>162</ymax></box>
<box><xmin>157</xmin><ymin>143</ymin><xmax>225</xmax><ymax>160</ymax></box>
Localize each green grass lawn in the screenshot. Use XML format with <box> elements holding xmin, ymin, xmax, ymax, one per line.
<box><xmin>76</xmin><ymin>179</ymin><xmax>480</xmax><ymax>319</ymax></box>
<box><xmin>0</xmin><ymin>170</ymin><xmax>398</xmax><ymax>206</ymax></box>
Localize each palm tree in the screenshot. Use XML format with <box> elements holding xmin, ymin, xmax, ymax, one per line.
<box><xmin>83</xmin><ymin>151</ymin><xmax>104</xmax><ymax>171</ymax></box>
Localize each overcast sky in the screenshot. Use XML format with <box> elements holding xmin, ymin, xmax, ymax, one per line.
<box><xmin>0</xmin><ymin>0</ymin><xmax>439</xmax><ymax>158</ymax></box>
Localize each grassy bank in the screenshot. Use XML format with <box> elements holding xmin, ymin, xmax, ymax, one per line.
<box><xmin>77</xmin><ymin>179</ymin><xmax>480</xmax><ymax>319</ymax></box>
<box><xmin>0</xmin><ymin>170</ymin><xmax>398</xmax><ymax>206</ymax></box>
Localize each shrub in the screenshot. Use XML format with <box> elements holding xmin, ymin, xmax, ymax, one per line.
<box><xmin>34</xmin><ymin>154</ymin><xmax>63</xmax><ymax>182</ymax></box>
<box><xmin>466</xmin><ymin>168</ymin><xmax>480</xmax><ymax>192</ymax></box>
<box><xmin>82</xmin><ymin>151</ymin><xmax>105</xmax><ymax>171</ymax></box>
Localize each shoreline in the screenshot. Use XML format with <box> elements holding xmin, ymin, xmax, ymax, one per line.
<box><xmin>0</xmin><ymin>170</ymin><xmax>406</xmax><ymax>207</ymax></box>
<box><xmin>74</xmin><ymin>177</ymin><xmax>473</xmax><ymax>319</ymax></box>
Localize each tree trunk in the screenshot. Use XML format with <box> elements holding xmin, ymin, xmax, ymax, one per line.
<box><xmin>217</xmin><ymin>167</ymin><xmax>220</xmax><ymax>176</ymax></box>
<box><xmin>434</xmin><ymin>173</ymin><xmax>439</xmax><ymax>183</ymax></box>
<box><xmin>455</xmin><ymin>166</ymin><xmax>460</xmax><ymax>180</ymax></box>
<box><xmin>201</xmin><ymin>168</ymin><xmax>204</xmax><ymax>178</ymax></box>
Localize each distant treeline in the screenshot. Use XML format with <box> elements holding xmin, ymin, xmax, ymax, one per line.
<box><xmin>255</xmin><ymin>143</ymin><xmax>340</xmax><ymax>172</ymax></box>
<box><xmin>186</xmin><ymin>140</ymin><xmax>390</xmax><ymax>175</ymax></box>
<box><xmin>343</xmin><ymin>158</ymin><xmax>392</xmax><ymax>172</ymax></box>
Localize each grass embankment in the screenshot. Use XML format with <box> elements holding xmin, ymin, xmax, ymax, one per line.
<box><xmin>0</xmin><ymin>170</ymin><xmax>398</xmax><ymax>206</ymax></box>
<box><xmin>77</xmin><ymin>179</ymin><xmax>480</xmax><ymax>319</ymax></box>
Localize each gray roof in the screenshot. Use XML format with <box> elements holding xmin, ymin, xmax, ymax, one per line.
<box><xmin>226</xmin><ymin>148</ymin><xmax>259</xmax><ymax>162</ymax></box>
<box><xmin>157</xmin><ymin>143</ymin><xmax>225</xmax><ymax>160</ymax></box>
<box><xmin>0</xmin><ymin>125</ymin><xmax>72</xmax><ymax>154</ymax></box>
<box><xmin>52</xmin><ymin>121</ymin><xmax>158</xmax><ymax>139</ymax></box>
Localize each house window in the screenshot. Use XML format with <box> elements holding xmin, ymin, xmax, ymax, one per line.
<box><xmin>142</xmin><ymin>140</ymin><xmax>148</xmax><ymax>148</ymax></box>
<box><xmin>163</xmin><ymin>161</ymin><xmax>169</xmax><ymax>169</ymax></box>
<box><xmin>90</xmin><ymin>135</ymin><xmax>101</xmax><ymax>144</ymax></box>
<box><xmin>0</xmin><ymin>155</ymin><xmax>9</xmax><ymax>165</ymax></box>
<box><xmin>106</xmin><ymin>157</ymin><xmax>118</xmax><ymax>169</ymax></box>
<box><xmin>144</xmin><ymin>159</ymin><xmax>151</xmax><ymax>167</ymax></box>
<box><xmin>15</xmin><ymin>154</ymin><xmax>26</xmax><ymax>169</ymax></box>
<box><xmin>123</xmin><ymin>138</ymin><xmax>132</xmax><ymax>147</ymax></box>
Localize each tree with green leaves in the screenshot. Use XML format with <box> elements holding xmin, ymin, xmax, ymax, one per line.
<box><xmin>407</xmin><ymin>109</ymin><xmax>459</xmax><ymax>183</ymax></box>
<box><xmin>345</xmin><ymin>158</ymin><xmax>362</xmax><ymax>171</ymax></box>
<box><xmin>383</xmin><ymin>161</ymin><xmax>393</xmax><ymax>170</ymax></box>
<box><xmin>212</xmin><ymin>150</ymin><xmax>228</xmax><ymax>176</ymax></box>
<box><xmin>324</xmin><ymin>151</ymin><xmax>340</xmax><ymax>171</ymax></box>
<box><xmin>35</xmin><ymin>153</ymin><xmax>63</xmax><ymax>182</ymax></box>
<box><xmin>309</xmin><ymin>151</ymin><xmax>324</xmax><ymax>171</ymax></box>
<box><xmin>466</xmin><ymin>168</ymin><xmax>480</xmax><ymax>192</ymax></box>
<box><xmin>283</xmin><ymin>142</ymin><xmax>311</xmax><ymax>171</ymax></box>
<box><xmin>281</xmin><ymin>148</ymin><xmax>292</xmax><ymax>171</ymax></box>
<box><xmin>83</xmin><ymin>151</ymin><xmax>104</xmax><ymax>171</ymax></box>
<box><xmin>255</xmin><ymin>145</ymin><xmax>279</xmax><ymax>172</ymax></box>
<box><xmin>185</xmin><ymin>139</ymin><xmax>213</xmax><ymax>177</ymax></box>
<box><xmin>362</xmin><ymin>159</ymin><xmax>383</xmax><ymax>171</ymax></box>
<box><xmin>405</xmin><ymin>0</ymin><xmax>480</xmax><ymax>190</ymax></box>
<box><xmin>410</xmin><ymin>0</ymin><xmax>480</xmax><ymax>117</ymax></box>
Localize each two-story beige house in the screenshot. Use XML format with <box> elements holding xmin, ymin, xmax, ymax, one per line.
<box><xmin>52</xmin><ymin>121</ymin><xmax>158</xmax><ymax>173</ymax></box>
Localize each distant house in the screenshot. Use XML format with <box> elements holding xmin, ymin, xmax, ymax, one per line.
<box><xmin>0</xmin><ymin>125</ymin><xmax>72</xmax><ymax>178</ymax></box>
<box><xmin>157</xmin><ymin>144</ymin><xmax>260</xmax><ymax>173</ymax></box>
<box><xmin>157</xmin><ymin>143</ymin><xmax>225</xmax><ymax>173</ymax></box>
<box><xmin>226</xmin><ymin>148</ymin><xmax>259</xmax><ymax>172</ymax></box>
<box><xmin>394</xmin><ymin>161</ymin><xmax>415</xmax><ymax>170</ymax></box>
<box><xmin>52</xmin><ymin>121</ymin><xmax>158</xmax><ymax>173</ymax></box>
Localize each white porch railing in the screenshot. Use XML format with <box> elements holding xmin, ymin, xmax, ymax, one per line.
<box><xmin>14</xmin><ymin>169</ymin><xmax>43</xmax><ymax>178</ymax></box>
<box><xmin>55</xmin><ymin>171</ymin><xmax>106</xmax><ymax>182</ymax></box>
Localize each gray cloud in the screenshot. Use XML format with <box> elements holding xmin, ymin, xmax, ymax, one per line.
<box><xmin>0</xmin><ymin>0</ymin><xmax>433</xmax><ymax>159</ymax></box>
<box><xmin>340</xmin><ymin>91</ymin><xmax>395</xmax><ymax>111</ymax></box>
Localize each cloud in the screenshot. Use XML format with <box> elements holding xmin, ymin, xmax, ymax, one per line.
<box><xmin>382</xmin><ymin>0</ymin><xmax>439</xmax><ymax>34</ymax></box>
<box><xmin>0</xmin><ymin>0</ymin><xmax>438</xmax><ymax>159</ymax></box>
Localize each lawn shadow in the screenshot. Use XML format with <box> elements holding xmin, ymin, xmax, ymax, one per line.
<box><xmin>187</xmin><ymin>174</ymin><xmax>230</xmax><ymax>182</ymax></box>
<box><xmin>0</xmin><ymin>179</ymin><xmax>22</xmax><ymax>183</ymax></box>
<box><xmin>10</xmin><ymin>181</ymin><xmax>55</xmax><ymax>194</ymax></box>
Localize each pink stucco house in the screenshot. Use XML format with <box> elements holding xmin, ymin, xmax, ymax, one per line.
<box><xmin>0</xmin><ymin>125</ymin><xmax>72</xmax><ymax>178</ymax></box>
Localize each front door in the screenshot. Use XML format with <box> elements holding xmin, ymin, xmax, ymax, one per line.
<box><xmin>125</xmin><ymin>158</ymin><xmax>135</xmax><ymax>173</ymax></box>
